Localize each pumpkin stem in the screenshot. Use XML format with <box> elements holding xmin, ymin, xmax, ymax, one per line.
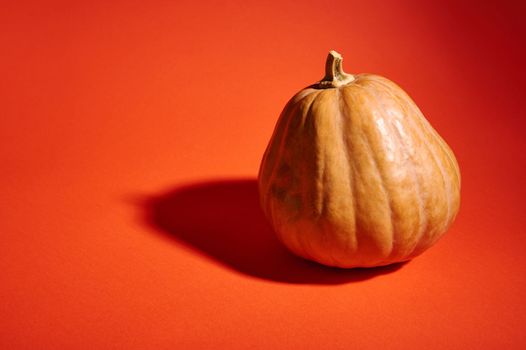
<box><xmin>318</xmin><ymin>50</ymin><xmax>355</xmax><ymax>88</ymax></box>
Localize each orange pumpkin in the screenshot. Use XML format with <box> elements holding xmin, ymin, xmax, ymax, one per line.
<box><xmin>258</xmin><ymin>50</ymin><xmax>461</xmax><ymax>268</ymax></box>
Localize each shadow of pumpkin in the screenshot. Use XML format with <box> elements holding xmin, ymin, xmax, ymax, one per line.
<box><xmin>140</xmin><ymin>178</ymin><xmax>405</xmax><ymax>284</ymax></box>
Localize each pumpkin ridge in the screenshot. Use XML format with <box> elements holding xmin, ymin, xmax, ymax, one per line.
<box><xmin>340</xmin><ymin>85</ymin><xmax>369</xmax><ymax>260</ymax></box>
<box><xmin>337</xmin><ymin>87</ymin><xmax>358</xmax><ymax>257</ymax></box>
<box><xmin>436</xmin><ymin>138</ymin><xmax>460</xmax><ymax>187</ymax></box>
<box><xmin>411</xmin><ymin>118</ymin><xmax>454</xmax><ymax>236</ymax></box>
<box><xmin>262</xmin><ymin>110</ymin><xmax>295</xmax><ymax>222</ymax></box>
<box><xmin>415</xmin><ymin>113</ymin><xmax>461</xmax><ymax>190</ymax></box>
<box><xmin>366</xmin><ymin>82</ymin><xmax>425</xmax><ymax>260</ymax></box>
<box><xmin>263</xmin><ymin>90</ymin><xmax>320</xmax><ymax>223</ymax></box>
<box><xmin>312</xmin><ymin>93</ymin><xmax>327</xmax><ymax>219</ymax></box>
<box><xmin>401</xmin><ymin>117</ymin><xmax>447</xmax><ymax>251</ymax></box>
<box><xmin>341</xmin><ymin>85</ymin><xmax>377</xmax><ymax>263</ymax></box>
<box><xmin>310</xmin><ymin>91</ymin><xmax>338</xmax><ymax>266</ymax></box>
<box><xmin>386</xmin><ymin>108</ymin><xmax>428</xmax><ymax>258</ymax></box>
<box><xmin>390</xmin><ymin>119</ymin><xmax>428</xmax><ymax>256</ymax></box>
<box><xmin>390</xmin><ymin>92</ymin><xmax>452</xmax><ymax>246</ymax></box>
<box><xmin>370</xmin><ymin>76</ymin><xmax>459</xmax><ymax>182</ymax></box>
<box><xmin>260</xmin><ymin>93</ymin><xmax>307</xmax><ymax>259</ymax></box>
<box><xmin>398</xmin><ymin>93</ymin><xmax>454</xmax><ymax>236</ymax></box>
<box><xmin>359</xmin><ymin>84</ymin><xmax>395</xmax><ymax>260</ymax></box>
<box><xmin>410</xmin><ymin>111</ymin><xmax>460</xmax><ymax>228</ymax></box>
<box><xmin>259</xmin><ymin>98</ymin><xmax>298</xmax><ymax>208</ymax></box>
<box><xmin>392</xmin><ymin>86</ymin><xmax>461</xmax><ymax>189</ymax></box>
<box><xmin>294</xmin><ymin>92</ymin><xmax>323</xmax><ymax>262</ymax></box>
<box><xmin>371</xmin><ymin>77</ymin><xmax>454</xmax><ymax>237</ymax></box>
<box><xmin>365</xmin><ymin>82</ymin><xmax>401</xmax><ymax>260</ymax></box>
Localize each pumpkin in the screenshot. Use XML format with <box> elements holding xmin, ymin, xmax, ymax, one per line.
<box><xmin>258</xmin><ymin>50</ymin><xmax>460</xmax><ymax>268</ymax></box>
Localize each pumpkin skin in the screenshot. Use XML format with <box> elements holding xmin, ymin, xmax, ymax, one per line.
<box><xmin>258</xmin><ymin>51</ymin><xmax>460</xmax><ymax>268</ymax></box>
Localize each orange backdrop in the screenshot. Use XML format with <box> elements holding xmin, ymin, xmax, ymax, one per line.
<box><xmin>2</xmin><ymin>1</ymin><xmax>526</xmax><ymax>349</ymax></box>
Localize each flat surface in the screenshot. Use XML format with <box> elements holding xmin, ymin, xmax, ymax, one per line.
<box><xmin>1</xmin><ymin>1</ymin><xmax>526</xmax><ymax>349</ymax></box>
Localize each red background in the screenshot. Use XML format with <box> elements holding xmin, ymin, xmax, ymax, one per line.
<box><xmin>2</xmin><ymin>1</ymin><xmax>526</xmax><ymax>349</ymax></box>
